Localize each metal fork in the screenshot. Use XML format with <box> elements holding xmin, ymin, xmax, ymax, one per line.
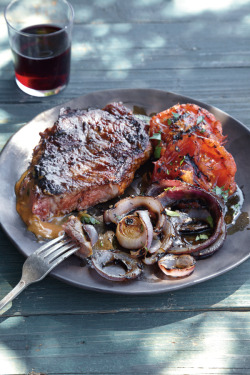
<box><xmin>0</xmin><ymin>234</ymin><xmax>80</xmax><ymax>312</ymax></box>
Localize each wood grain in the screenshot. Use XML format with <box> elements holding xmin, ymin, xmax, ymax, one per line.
<box><xmin>1</xmin><ymin>311</ymin><xmax>250</xmax><ymax>374</ymax></box>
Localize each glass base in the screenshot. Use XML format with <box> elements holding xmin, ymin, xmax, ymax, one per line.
<box><xmin>15</xmin><ymin>78</ymin><xmax>66</xmax><ymax>97</ymax></box>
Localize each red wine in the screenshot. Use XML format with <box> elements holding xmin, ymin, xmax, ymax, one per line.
<box><xmin>12</xmin><ymin>25</ymin><xmax>71</xmax><ymax>91</ymax></box>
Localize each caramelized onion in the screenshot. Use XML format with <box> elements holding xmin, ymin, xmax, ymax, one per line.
<box><xmin>141</xmin><ymin>217</ymin><xmax>174</xmax><ymax>264</ymax></box>
<box><xmin>158</xmin><ymin>254</ymin><xmax>196</xmax><ymax>278</ymax></box>
<box><xmin>148</xmin><ymin>217</ymin><xmax>174</xmax><ymax>254</ymax></box>
<box><xmin>83</xmin><ymin>224</ymin><xmax>98</xmax><ymax>246</ymax></box>
<box><xmin>116</xmin><ymin>210</ymin><xmax>153</xmax><ymax>250</ymax></box>
<box><xmin>104</xmin><ymin>196</ymin><xmax>165</xmax><ymax>238</ymax></box>
<box><xmin>145</xmin><ymin>179</ymin><xmax>184</xmax><ymax>197</ymax></box>
<box><xmin>130</xmin><ymin>248</ymin><xmax>147</xmax><ymax>259</ymax></box>
<box><xmin>154</xmin><ymin>181</ymin><xmax>226</xmax><ymax>255</ymax></box>
<box><xmin>92</xmin><ymin>250</ymin><xmax>143</xmax><ymax>281</ymax></box>
<box><xmin>142</xmin><ymin>248</ymin><xmax>165</xmax><ymax>265</ymax></box>
<box><xmin>192</xmin><ymin>222</ymin><xmax>227</xmax><ymax>259</ymax></box>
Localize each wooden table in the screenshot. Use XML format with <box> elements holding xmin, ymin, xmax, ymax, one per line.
<box><xmin>0</xmin><ymin>1</ymin><xmax>250</xmax><ymax>374</ymax></box>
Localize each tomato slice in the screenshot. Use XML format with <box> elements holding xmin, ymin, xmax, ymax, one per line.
<box><xmin>152</xmin><ymin>133</ymin><xmax>237</xmax><ymax>195</ymax></box>
<box><xmin>150</xmin><ymin>103</ymin><xmax>226</xmax><ymax>145</ymax></box>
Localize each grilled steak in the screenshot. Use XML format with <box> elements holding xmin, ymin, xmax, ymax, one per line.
<box><xmin>16</xmin><ymin>102</ymin><xmax>152</xmax><ymax>221</ymax></box>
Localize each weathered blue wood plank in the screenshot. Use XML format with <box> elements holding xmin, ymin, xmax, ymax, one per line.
<box><xmin>0</xmin><ymin>311</ymin><xmax>250</xmax><ymax>374</ymax></box>
<box><xmin>0</xmin><ymin>66</ymin><xmax>250</xmax><ymax>148</ymax></box>
<box><xmin>1</xmin><ymin>66</ymin><xmax>250</xmax><ymax>106</ymax></box>
<box><xmin>1</xmin><ymin>0</ymin><xmax>250</xmax><ymax>24</ymax></box>
<box><xmin>1</xmin><ymin>21</ymin><xmax>250</xmax><ymax>74</ymax></box>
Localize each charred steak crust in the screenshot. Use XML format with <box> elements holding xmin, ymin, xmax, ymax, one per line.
<box><xmin>19</xmin><ymin>102</ymin><xmax>152</xmax><ymax>220</ymax></box>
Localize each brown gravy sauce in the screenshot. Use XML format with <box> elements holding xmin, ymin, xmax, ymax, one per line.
<box><xmin>15</xmin><ymin>170</ymin><xmax>65</xmax><ymax>239</ymax></box>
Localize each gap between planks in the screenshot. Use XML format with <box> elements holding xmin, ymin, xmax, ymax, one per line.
<box><xmin>2</xmin><ymin>306</ymin><xmax>250</xmax><ymax>318</ymax></box>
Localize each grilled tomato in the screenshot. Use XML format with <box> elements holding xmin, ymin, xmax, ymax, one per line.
<box><xmin>149</xmin><ymin>103</ymin><xmax>226</xmax><ymax>146</ymax></box>
<box><xmin>150</xmin><ymin>104</ymin><xmax>237</xmax><ymax>196</ymax></box>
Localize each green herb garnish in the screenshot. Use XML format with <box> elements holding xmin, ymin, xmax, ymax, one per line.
<box><xmin>165</xmin><ymin>208</ymin><xmax>180</xmax><ymax>217</ymax></box>
<box><xmin>231</xmin><ymin>203</ymin><xmax>240</xmax><ymax>212</ymax></box>
<box><xmin>154</xmin><ymin>145</ymin><xmax>162</xmax><ymax>159</ymax></box>
<box><xmin>164</xmin><ymin>186</ymin><xmax>176</xmax><ymax>192</ymax></box>
<box><xmin>150</xmin><ymin>132</ymin><xmax>161</xmax><ymax>141</ymax></box>
<box><xmin>150</xmin><ymin>131</ymin><xmax>162</xmax><ymax>159</ymax></box>
<box><xmin>80</xmin><ymin>213</ymin><xmax>100</xmax><ymax>225</ymax></box>
<box><xmin>197</xmin><ymin>115</ymin><xmax>204</xmax><ymax>125</ymax></box>
<box><xmin>206</xmin><ymin>215</ymin><xmax>214</xmax><ymax>228</ymax></box>
<box><xmin>180</xmin><ymin>156</ymin><xmax>185</xmax><ymax>166</ymax></box>
<box><xmin>172</xmin><ymin>112</ymin><xmax>180</xmax><ymax>120</ymax></box>
<box><xmin>213</xmin><ymin>185</ymin><xmax>229</xmax><ymax>201</ymax></box>
<box><xmin>195</xmin><ymin>234</ymin><xmax>209</xmax><ymax>241</ymax></box>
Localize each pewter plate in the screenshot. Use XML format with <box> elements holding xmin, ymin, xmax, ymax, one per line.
<box><xmin>0</xmin><ymin>89</ymin><xmax>249</xmax><ymax>294</ymax></box>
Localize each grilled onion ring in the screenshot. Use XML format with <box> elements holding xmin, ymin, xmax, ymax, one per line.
<box><xmin>92</xmin><ymin>250</ymin><xmax>143</xmax><ymax>281</ymax></box>
<box><xmin>158</xmin><ymin>254</ymin><xmax>196</xmax><ymax>278</ymax></box>
<box><xmin>83</xmin><ymin>224</ymin><xmax>99</xmax><ymax>246</ymax></box>
<box><xmin>154</xmin><ymin>180</ymin><xmax>226</xmax><ymax>255</ymax></box>
<box><xmin>116</xmin><ymin>210</ymin><xmax>153</xmax><ymax>250</ymax></box>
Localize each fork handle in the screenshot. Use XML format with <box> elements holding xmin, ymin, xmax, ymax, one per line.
<box><xmin>0</xmin><ymin>279</ymin><xmax>27</xmax><ymax>312</ymax></box>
